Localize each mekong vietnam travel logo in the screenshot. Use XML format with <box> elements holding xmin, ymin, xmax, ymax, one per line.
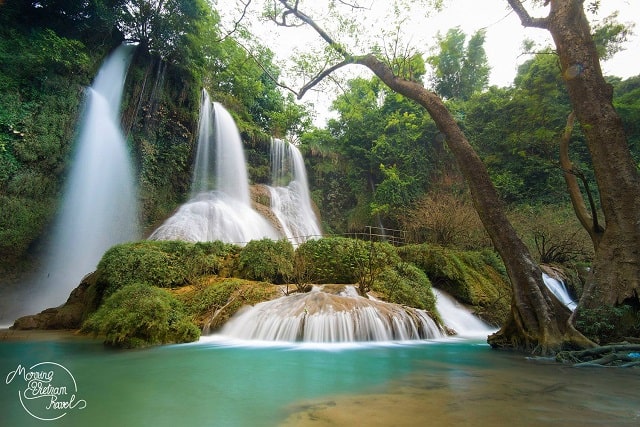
<box><xmin>5</xmin><ymin>361</ymin><xmax>87</xmax><ymax>421</ymax></box>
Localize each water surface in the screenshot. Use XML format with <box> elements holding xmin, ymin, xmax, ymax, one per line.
<box><xmin>1</xmin><ymin>335</ymin><xmax>638</xmax><ymax>426</ymax></box>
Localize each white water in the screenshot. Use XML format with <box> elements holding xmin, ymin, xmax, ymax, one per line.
<box><xmin>433</xmin><ymin>288</ymin><xmax>496</xmax><ymax>338</ymax></box>
<box><xmin>27</xmin><ymin>45</ymin><xmax>139</xmax><ymax>314</ymax></box>
<box><xmin>149</xmin><ymin>94</ymin><xmax>278</xmax><ymax>243</ymax></box>
<box><xmin>218</xmin><ymin>285</ymin><xmax>444</xmax><ymax>342</ymax></box>
<box><xmin>268</xmin><ymin>139</ymin><xmax>322</xmax><ymax>244</ymax></box>
<box><xmin>542</xmin><ymin>273</ymin><xmax>577</xmax><ymax>311</ymax></box>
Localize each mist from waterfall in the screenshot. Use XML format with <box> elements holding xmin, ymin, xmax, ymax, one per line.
<box><xmin>149</xmin><ymin>92</ymin><xmax>278</xmax><ymax>244</ymax></box>
<box><xmin>268</xmin><ymin>139</ymin><xmax>322</xmax><ymax>244</ymax></box>
<box><xmin>24</xmin><ymin>45</ymin><xmax>139</xmax><ymax>316</ymax></box>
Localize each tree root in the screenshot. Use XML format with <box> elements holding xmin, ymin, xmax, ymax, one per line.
<box><xmin>556</xmin><ymin>344</ymin><xmax>640</xmax><ymax>367</ymax></box>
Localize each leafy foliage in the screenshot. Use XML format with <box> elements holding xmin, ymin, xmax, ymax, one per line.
<box><xmin>95</xmin><ymin>240</ymin><xmax>238</xmax><ymax>298</ymax></box>
<box><xmin>237</xmin><ymin>238</ymin><xmax>294</xmax><ymax>283</ymax></box>
<box><xmin>295</xmin><ymin>237</ymin><xmax>400</xmax><ymax>285</ymax></box>
<box><xmin>82</xmin><ymin>283</ymin><xmax>200</xmax><ymax>348</ymax></box>
<box><xmin>575</xmin><ymin>303</ymin><xmax>640</xmax><ymax>345</ymax></box>
<box><xmin>427</xmin><ymin>27</ymin><xmax>489</xmax><ymax>100</ymax></box>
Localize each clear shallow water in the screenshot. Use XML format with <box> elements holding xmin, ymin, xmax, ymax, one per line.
<box><xmin>2</xmin><ymin>335</ymin><xmax>639</xmax><ymax>427</ymax></box>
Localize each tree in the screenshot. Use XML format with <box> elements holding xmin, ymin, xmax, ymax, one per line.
<box><xmin>263</xmin><ymin>0</ymin><xmax>591</xmax><ymax>354</ymax></box>
<box><xmin>507</xmin><ymin>0</ymin><xmax>640</xmax><ymax>340</ymax></box>
<box><xmin>427</xmin><ymin>27</ymin><xmax>490</xmax><ymax>100</ymax></box>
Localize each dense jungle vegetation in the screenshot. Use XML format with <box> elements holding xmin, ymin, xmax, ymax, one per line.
<box><xmin>1</xmin><ymin>1</ymin><xmax>639</xmax><ymax>349</ymax></box>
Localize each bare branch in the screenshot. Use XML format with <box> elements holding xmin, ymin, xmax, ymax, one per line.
<box><xmin>507</xmin><ymin>0</ymin><xmax>549</xmax><ymax>29</ymax></box>
<box><xmin>217</xmin><ymin>0</ymin><xmax>253</xmax><ymax>42</ymax></box>
<box><xmin>276</xmin><ymin>0</ymin><xmax>352</xmax><ymax>59</ymax></box>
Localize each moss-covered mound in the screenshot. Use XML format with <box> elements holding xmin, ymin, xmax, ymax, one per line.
<box><xmin>398</xmin><ymin>244</ymin><xmax>511</xmax><ymax>326</ymax></box>
<box><xmin>373</xmin><ymin>263</ymin><xmax>438</xmax><ymax>317</ymax></box>
<box><xmin>81</xmin><ymin>283</ymin><xmax>200</xmax><ymax>348</ymax></box>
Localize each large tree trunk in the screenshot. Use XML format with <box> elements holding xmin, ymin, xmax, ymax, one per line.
<box><xmin>356</xmin><ymin>55</ymin><xmax>591</xmax><ymax>354</ymax></box>
<box><xmin>509</xmin><ymin>0</ymin><xmax>640</xmax><ymax>311</ymax></box>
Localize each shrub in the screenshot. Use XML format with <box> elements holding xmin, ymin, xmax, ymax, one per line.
<box><xmin>237</xmin><ymin>238</ymin><xmax>294</xmax><ymax>283</ymax></box>
<box><xmin>575</xmin><ymin>303</ymin><xmax>640</xmax><ymax>344</ymax></box>
<box><xmin>95</xmin><ymin>240</ymin><xmax>237</xmax><ymax>298</ymax></box>
<box><xmin>399</xmin><ymin>191</ymin><xmax>490</xmax><ymax>249</ymax></box>
<box><xmin>294</xmin><ymin>237</ymin><xmax>400</xmax><ymax>284</ymax></box>
<box><xmin>508</xmin><ymin>204</ymin><xmax>594</xmax><ymax>264</ymax></box>
<box><xmin>81</xmin><ymin>283</ymin><xmax>200</xmax><ymax>348</ymax></box>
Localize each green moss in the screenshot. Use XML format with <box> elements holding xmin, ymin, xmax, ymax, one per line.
<box><xmin>398</xmin><ymin>244</ymin><xmax>511</xmax><ymax>325</ymax></box>
<box><xmin>81</xmin><ymin>283</ymin><xmax>200</xmax><ymax>348</ymax></box>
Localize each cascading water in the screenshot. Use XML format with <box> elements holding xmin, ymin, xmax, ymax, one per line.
<box><xmin>217</xmin><ymin>285</ymin><xmax>444</xmax><ymax>343</ymax></box>
<box><xmin>542</xmin><ymin>272</ymin><xmax>577</xmax><ymax>311</ymax></box>
<box><xmin>268</xmin><ymin>139</ymin><xmax>322</xmax><ymax>244</ymax></box>
<box><xmin>149</xmin><ymin>93</ymin><xmax>278</xmax><ymax>243</ymax></box>
<box><xmin>433</xmin><ymin>288</ymin><xmax>495</xmax><ymax>338</ymax></box>
<box><xmin>26</xmin><ymin>45</ymin><xmax>139</xmax><ymax>315</ymax></box>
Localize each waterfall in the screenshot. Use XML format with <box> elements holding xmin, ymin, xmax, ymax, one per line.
<box><xmin>433</xmin><ymin>289</ymin><xmax>495</xmax><ymax>338</ymax></box>
<box><xmin>217</xmin><ymin>285</ymin><xmax>444</xmax><ymax>342</ymax></box>
<box><xmin>268</xmin><ymin>139</ymin><xmax>322</xmax><ymax>244</ymax></box>
<box><xmin>542</xmin><ymin>273</ymin><xmax>577</xmax><ymax>311</ymax></box>
<box><xmin>26</xmin><ymin>45</ymin><xmax>139</xmax><ymax>314</ymax></box>
<box><xmin>149</xmin><ymin>93</ymin><xmax>278</xmax><ymax>244</ymax></box>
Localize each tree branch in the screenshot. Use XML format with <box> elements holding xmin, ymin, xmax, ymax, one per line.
<box><xmin>297</xmin><ymin>58</ymin><xmax>355</xmax><ymax>99</ymax></box>
<box><xmin>276</xmin><ymin>0</ymin><xmax>351</xmax><ymax>59</ymax></box>
<box><xmin>217</xmin><ymin>0</ymin><xmax>253</xmax><ymax>42</ymax></box>
<box><xmin>507</xmin><ymin>0</ymin><xmax>549</xmax><ymax>29</ymax></box>
<box><xmin>559</xmin><ymin>111</ymin><xmax>604</xmax><ymax>249</ymax></box>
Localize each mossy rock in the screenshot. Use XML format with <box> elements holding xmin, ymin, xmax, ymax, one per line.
<box><xmin>398</xmin><ymin>244</ymin><xmax>511</xmax><ymax>326</ymax></box>
<box><xmin>81</xmin><ymin>283</ymin><xmax>200</xmax><ymax>348</ymax></box>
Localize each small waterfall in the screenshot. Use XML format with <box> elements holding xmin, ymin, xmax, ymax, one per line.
<box><xmin>217</xmin><ymin>285</ymin><xmax>444</xmax><ymax>342</ymax></box>
<box><xmin>433</xmin><ymin>288</ymin><xmax>495</xmax><ymax>338</ymax></box>
<box><xmin>268</xmin><ymin>139</ymin><xmax>322</xmax><ymax>244</ymax></box>
<box><xmin>542</xmin><ymin>273</ymin><xmax>577</xmax><ymax>311</ymax></box>
<box><xmin>27</xmin><ymin>45</ymin><xmax>139</xmax><ymax>314</ymax></box>
<box><xmin>150</xmin><ymin>94</ymin><xmax>278</xmax><ymax>244</ymax></box>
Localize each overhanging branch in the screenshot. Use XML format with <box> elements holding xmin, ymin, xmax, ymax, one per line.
<box><xmin>507</xmin><ymin>0</ymin><xmax>549</xmax><ymax>29</ymax></box>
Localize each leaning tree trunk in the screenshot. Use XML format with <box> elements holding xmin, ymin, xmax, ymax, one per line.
<box><xmin>510</xmin><ymin>0</ymin><xmax>640</xmax><ymax>311</ymax></box>
<box><xmin>357</xmin><ymin>55</ymin><xmax>591</xmax><ymax>354</ymax></box>
<box><xmin>274</xmin><ymin>0</ymin><xmax>593</xmax><ymax>354</ymax></box>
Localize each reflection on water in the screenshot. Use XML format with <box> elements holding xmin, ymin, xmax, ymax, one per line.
<box><xmin>1</xmin><ymin>335</ymin><xmax>639</xmax><ymax>426</ymax></box>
